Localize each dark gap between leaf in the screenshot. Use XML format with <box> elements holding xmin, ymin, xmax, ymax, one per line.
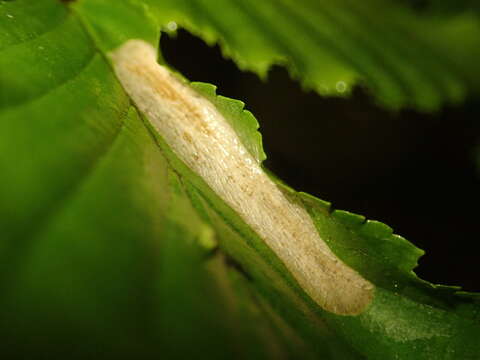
<box><xmin>224</xmin><ymin>255</ymin><xmax>253</xmax><ymax>282</ymax></box>
<box><xmin>161</xmin><ymin>29</ymin><xmax>480</xmax><ymax>292</ymax></box>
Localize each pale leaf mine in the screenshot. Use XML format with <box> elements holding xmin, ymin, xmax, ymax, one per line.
<box><xmin>109</xmin><ymin>40</ymin><xmax>374</xmax><ymax>315</ymax></box>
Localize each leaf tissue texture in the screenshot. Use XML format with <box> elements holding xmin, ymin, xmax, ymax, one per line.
<box><xmin>1</xmin><ymin>0</ymin><xmax>480</xmax><ymax>359</ymax></box>
<box><xmin>109</xmin><ymin>39</ymin><xmax>374</xmax><ymax>315</ymax></box>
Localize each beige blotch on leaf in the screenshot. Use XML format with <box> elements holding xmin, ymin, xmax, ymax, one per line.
<box><xmin>109</xmin><ymin>40</ymin><xmax>374</xmax><ymax>315</ymax></box>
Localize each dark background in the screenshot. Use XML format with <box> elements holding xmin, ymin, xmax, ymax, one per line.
<box><xmin>162</xmin><ymin>30</ymin><xmax>480</xmax><ymax>292</ymax></box>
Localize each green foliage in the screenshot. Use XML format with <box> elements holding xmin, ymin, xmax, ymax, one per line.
<box><xmin>147</xmin><ymin>0</ymin><xmax>480</xmax><ymax>110</ymax></box>
<box><xmin>0</xmin><ymin>0</ymin><xmax>479</xmax><ymax>359</ymax></box>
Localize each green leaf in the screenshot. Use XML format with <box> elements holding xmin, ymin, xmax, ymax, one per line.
<box><xmin>145</xmin><ymin>0</ymin><xmax>480</xmax><ymax>111</ymax></box>
<box><xmin>1</xmin><ymin>0</ymin><xmax>479</xmax><ymax>359</ymax></box>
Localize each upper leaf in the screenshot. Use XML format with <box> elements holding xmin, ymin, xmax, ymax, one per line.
<box><xmin>145</xmin><ymin>0</ymin><xmax>480</xmax><ymax>111</ymax></box>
